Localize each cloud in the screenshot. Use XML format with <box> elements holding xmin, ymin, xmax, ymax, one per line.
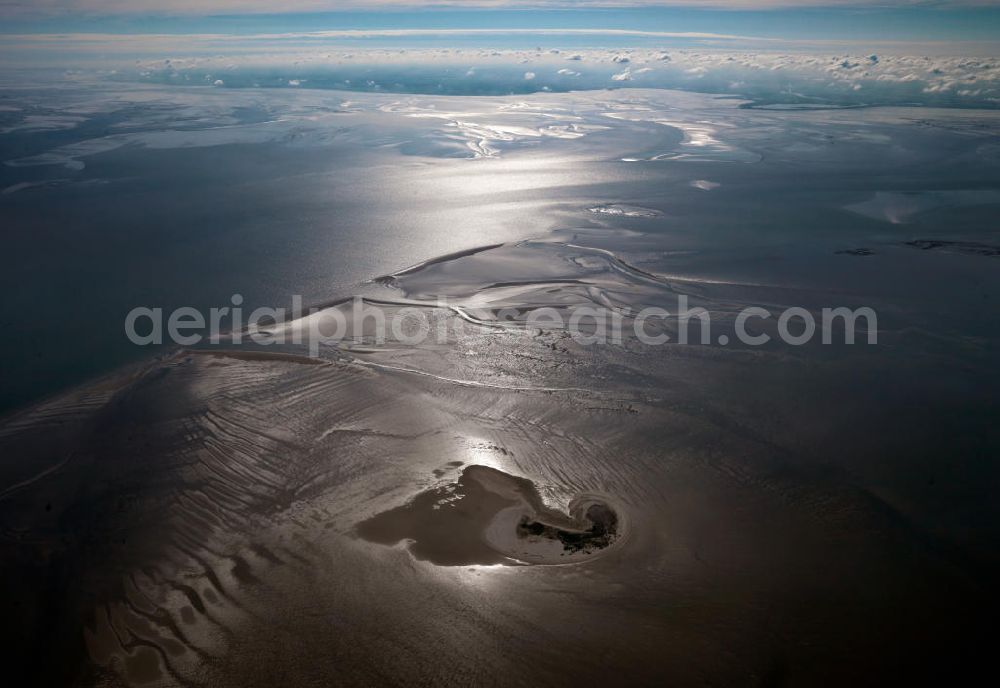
<box><xmin>2</xmin><ymin>22</ymin><xmax>998</xmax><ymax>107</ymax></box>
<box><xmin>115</xmin><ymin>46</ymin><xmax>1000</xmax><ymax>106</ymax></box>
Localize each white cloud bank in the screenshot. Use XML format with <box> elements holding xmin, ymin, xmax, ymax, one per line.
<box><xmin>98</xmin><ymin>46</ymin><xmax>1000</xmax><ymax>107</ymax></box>
<box><xmin>2</xmin><ymin>27</ymin><xmax>998</xmax><ymax>108</ymax></box>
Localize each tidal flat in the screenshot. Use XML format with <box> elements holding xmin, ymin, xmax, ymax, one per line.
<box><xmin>1</xmin><ymin>81</ymin><xmax>999</xmax><ymax>686</ymax></box>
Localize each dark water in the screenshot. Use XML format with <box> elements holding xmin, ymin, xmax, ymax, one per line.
<box><xmin>3</xmin><ymin>82</ymin><xmax>998</xmax><ymax>414</ymax></box>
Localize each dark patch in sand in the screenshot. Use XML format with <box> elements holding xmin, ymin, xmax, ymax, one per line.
<box><xmin>518</xmin><ymin>502</ymin><xmax>618</xmax><ymax>554</ymax></box>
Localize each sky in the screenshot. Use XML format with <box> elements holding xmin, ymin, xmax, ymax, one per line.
<box><xmin>2</xmin><ymin>3</ymin><xmax>1000</xmax><ymax>45</ymax></box>
<box><xmin>4</xmin><ymin>0</ymin><xmax>1000</xmax><ymax>10</ymax></box>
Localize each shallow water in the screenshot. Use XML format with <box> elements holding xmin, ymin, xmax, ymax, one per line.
<box><xmin>1</xmin><ymin>82</ymin><xmax>999</xmax><ymax>686</ymax></box>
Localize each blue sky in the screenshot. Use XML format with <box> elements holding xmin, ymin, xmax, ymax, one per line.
<box><xmin>3</xmin><ymin>5</ymin><xmax>1000</xmax><ymax>45</ymax></box>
